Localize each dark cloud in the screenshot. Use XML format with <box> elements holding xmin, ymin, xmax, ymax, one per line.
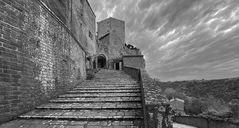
<box><xmin>88</xmin><ymin>0</ymin><xmax>239</xmax><ymax>81</ymax></box>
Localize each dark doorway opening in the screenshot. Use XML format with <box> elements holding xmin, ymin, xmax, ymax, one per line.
<box><xmin>115</xmin><ymin>63</ymin><xmax>119</xmax><ymax>70</ymax></box>
<box><xmin>97</xmin><ymin>55</ymin><xmax>106</xmax><ymax>68</ymax></box>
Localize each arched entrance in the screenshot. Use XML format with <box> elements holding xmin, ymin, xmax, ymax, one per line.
<box><xmin>97</xmin><ymin>55</ymin><xmax>106</xmax><ymax>68</ymax></box>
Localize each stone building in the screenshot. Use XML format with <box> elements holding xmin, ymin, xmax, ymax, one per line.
<box><xmin>0</xmin><ymin>0</ymin><xmax>96</xmax><ymax>123</ymax></box>
<box><xmin>170</xmin><ymin>98</ymin><xmax>185</xmax><ymax>115</ymax></box>
<box><xmin>95</xmin><ymin>17</ymin><xmax>144</xmax><ymax>70</ymax></box>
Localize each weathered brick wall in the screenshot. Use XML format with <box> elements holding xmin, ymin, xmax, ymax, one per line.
<box><xmin>0</xmin><ymin>0</ymin><xmax>86</xmax><ymax>123</ymax></box>
<box><xmin>71</xmin><ymin>0</ymin><xmax>96</xmax><ymax>56</ymax></box>
<box><xmin>83</xmin><ymin>0</ymin><xmax>96</xmax><ymax>55</ymax></box>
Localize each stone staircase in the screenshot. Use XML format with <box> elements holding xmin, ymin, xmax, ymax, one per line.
<box><xmin>0</xmin><ymin>69</ymin><xmax>144</xmax><ymax>128</ymax></box>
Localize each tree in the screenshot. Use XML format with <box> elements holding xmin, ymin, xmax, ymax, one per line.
<box><xmin>164</xmin><ymin>88</ymin><xmax>176</xmax><ymax>100</ymax></box>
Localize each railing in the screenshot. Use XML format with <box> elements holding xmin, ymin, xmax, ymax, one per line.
<box><xmin>123</xmin><ymin>66</ymin><xmax>148</xmax><ymax>128</ymax></box>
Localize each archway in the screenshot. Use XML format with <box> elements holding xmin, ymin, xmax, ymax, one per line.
<box><xmin>97</xmin><ymin>55</ymin><xmax>107</xmax><ymax>68</ymax></box>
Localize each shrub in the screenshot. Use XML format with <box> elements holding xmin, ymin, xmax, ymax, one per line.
<box><xmin>184</xmin><ymin>97</ymin><xmax>204</xmax><ymax>115</ymax></box>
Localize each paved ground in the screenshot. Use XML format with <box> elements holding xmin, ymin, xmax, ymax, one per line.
<box><xmin>0</xmin><ymin>69</ymin><xmax>144</xmax><ymax>128</ymax></box>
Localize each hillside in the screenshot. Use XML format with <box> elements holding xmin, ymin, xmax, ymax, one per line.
<box><xmin>152</xmin><ymin>77</ymin><xmax>239</xmax><ymax>123</ymax></box>
<box><xmin>159</xmin><ymin>77</ymin><xmax>239</xmax><ymax>102</ymax></box>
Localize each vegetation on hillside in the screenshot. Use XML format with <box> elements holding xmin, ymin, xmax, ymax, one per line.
<box><xmin>155</xmin><ymin>77</ymin><xmax>239</xmax><ymax>123</ymax></box>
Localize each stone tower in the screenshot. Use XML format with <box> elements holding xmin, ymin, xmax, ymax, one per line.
<box><xmin>97</xmin><ymin>17</ymin><xmax>125</xmax><ymax>59</ymax></box>
<box><xmin>95</xmin><ymin>17</ymin><xmax>144</xmax><ymax>70</ymax></box>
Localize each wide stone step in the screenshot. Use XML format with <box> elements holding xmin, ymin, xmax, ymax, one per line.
<box><xmin>85</xmin><ymin>80</ymin><xmax>137</xmax><ymax>83</ymax></box>
<box><xmin>93</xmin><ymin>77</ymin><xmax>134</xmax><ymax>79</ymax></box>
<box><xmin>59</xmin><ymin>93</ymin><xmax>140</xmax><ymax>98</ymax></box>
<box><xmin>50</xmin><ymin>97</ymin><xmax>141</xmax><ymax>103</ymax></box>
<box><xmin>0</xmin><ymin>119</ymin><xmax>144</xmax><ymax>128</ymax></box>
<box><xmin>94</xmin><ymin>82</ymin><xmax>137</xmax><ymax>84</ymax></box>
<box><xmin>73</xmin><ymin>87</ymin><xmax>140</xmax><ymax>90</ymax></box>
<box><xmin>36</xmin><ymin>103</ymin><xmax>142</xmax><ymax>110</ymax></box>
<box><xmin>76</xmin><ymin>85</ymin><xmax>139</xmax><ymax>89</ymax></box>
<box><xmin>93</xmin><ymin>77</ymin><xmax>135</xmax><ymax>79</ymax></box>
<box><xmin>94</xmin><ymin>77</ymin><xmax>134</xmax><ymax>79</ymax></box>
<box><xmin>19</xmin><ymin>109</ymin><xmax>143</xmax><ymax>120</ymax></box>
<box><xmin>67</xmin><ymin>90</ymin><xmax>140</xmax><ymax>93</ymax></box>
<box><xmin>94</xmin><ymin>81</ymin><xmax>136</xmax><ymax>83</ymax></box>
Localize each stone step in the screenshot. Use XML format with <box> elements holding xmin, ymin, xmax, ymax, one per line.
<box><xmin>94</xmin><ymin>77</ymin><xmax>134</xmax><ymax>79</ymax></box>
<box><xmin>0</xmin><ymin>119</ymin><xmax>144</xmax><ymax>128</ymax></box>
<box><xmin>76</xmin><ymin>85</ymin><xmax>139</xmax><ymax>88</ymax></box>
<box><xmin>93</xmin><ymin>82</ymin><xmax>138</xmax><ymax>84</ymax></box>
<box><xmin>67</xmin><ymin>90</ymin><xmax>140</xmax><ymax>93</ymax></box>
<box><xmin>83</xmin><ymin>83</ymin><xmax>138</xmax><ymax>86</ymax></box>
<box><xmin>19</xmin><ymin>109</ymin><xmax>143</xmax><ymax>121</ymax></box>
<box><xmin>73</xmin><ymin>87</ymin><xmax>140</xmax><ymax>90</ymax></box>
<box><xmin>36</xmin><ymin>103</ymin><xmax>142</xmax><ymax>110</ymax></box>
<box><xmin>93</xmin><ymin>81</ymin><xmax>137</xmax><ymax>83</ymax></box>
<box><xmin>93</xmin><ymin>77</ymin><xmax>134</xmax><ymax>79</ymax></box>
<box><xmin>50</xmin><ymin>97</ymin><xmax>141</xmax><ymax>103</ymax></box>
<box><xmin>85</xmin><ymin>80</ymin><xmax>137</xmax><ymax>82</ymax></box>
<box><xmin>93</xmin><ymin>77</ymin><xmax>134</xmax><ymax>78</ymax></box>
<box><xmin>59</xmin><ymin>93</ymin><xmax>141</xmax><ymax>98</ymax></box>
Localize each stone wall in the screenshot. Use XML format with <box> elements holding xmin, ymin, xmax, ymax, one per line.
<box><xmin>82</xmin><ymin>0</ymin><xmax>96</xmax><ymax>55</ymax></box>
<box><xmin>140</xmin><ymin>70</ymin><xmax>173</xmax><ymax>128</ymax></box>
<box><xmin>109</xmin><ymin>18</ymin><xmax>125</xmax><ymax>46</ymax></box>
<box><xmin>0</xmin><ymin>0</ymin><xmax>86</xmax><ymax>123</ymax></box>
<box><xmin>97</xmin><ymin>34</ymin><xmax>110</xmax><ymax>56</ymax></box>
<box><xmin>71</xmin><ymin>0</ymin><xmax>96</xmax><ymax>56</ymax></box>
<box><xmin>97</xmin><ymin>17</ymin><xmax>125</xmax><ymax>60</ymax></box>
<box><xmin>41</xmin><ymin>0</ymin><xmax>71</xmax><ymax>25</ymax></box>
<box><xmin>123</xmin><ymin>55</ymin><xmax>145</xmax><ymax>69</ymax></box>
<box><xmin>97</xmin><ymin>18</ymin><xmax>110</xmax><ymax>39</ymax></box>
<box><xmin>140</xmin><ymin>70</ymin><xmax>165</xmax><ymax>104</ymax></box>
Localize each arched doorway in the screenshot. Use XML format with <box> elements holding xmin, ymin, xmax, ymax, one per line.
<box><xmin>97</xmin><ymin>55</ymin><xmax>106</xmax><ymax>68</ymax></box>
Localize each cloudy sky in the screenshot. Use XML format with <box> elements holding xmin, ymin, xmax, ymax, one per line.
<box><xmin>88</xmin><ymin>0</ymin><xmax>239</xmax><ymax>81</ymax></box>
